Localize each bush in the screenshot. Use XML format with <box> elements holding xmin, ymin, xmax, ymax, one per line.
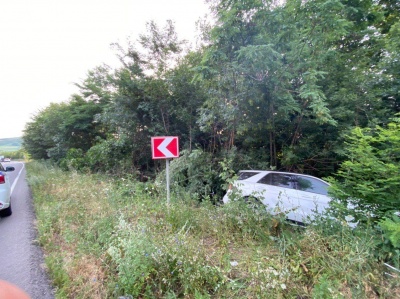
<box><xmin>59</xmin><ymin>148</ymin><xmax>87</xmax><ymax>171</ymax></box>
<box><xmin>84</xmin><ymin>137</ymin><xmax>142</xmax><ymax>175</ymax></box>
<box><xmin>327</xmin><ymin>117</ymin><xmax>400</xmax><ymax>222</ymax></box>
<box><xmin>379</xmin><ymin>215</ymin><xmax>400</xmax><ymax>268</ymax></box>
<box><xmin>107</xmin><ymin>216</ymin><xmax>226</xmax><ymax>298</ymax></box>
<box><xmin>156</xmin><ymin>149</ymin><xmax>225</xmax><ymax>202</ymax></box>
<box><xmin>156</xmin><ymin>147</ymin><xmax>269</xmax><ymax>203</ymax></box>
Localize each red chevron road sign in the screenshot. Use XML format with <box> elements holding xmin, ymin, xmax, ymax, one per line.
<box><xmin>151</xmin><ymin>136</ymin><xmax>179</xmax><ymax>159</ymax></box>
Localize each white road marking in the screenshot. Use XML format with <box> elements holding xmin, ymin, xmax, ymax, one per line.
<box><xmin>11</xmin><ymin>162</ymin><xmax>25</xmax><ymax>194</ymax></box>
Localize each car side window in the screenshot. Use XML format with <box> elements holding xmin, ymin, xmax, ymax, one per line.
<box><xmin>295</xmin><ymin>176</ymin><xmax>329</xmax><ymax>195</ymax></box>
<box><xmin>258</xmin><ymin>173</ymin><xmax>296</xmax><ymax>189</ymax></box>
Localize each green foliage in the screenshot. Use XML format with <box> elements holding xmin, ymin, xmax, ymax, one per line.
<box><xmin>22</xmin><ymin>0</ymin><xmax>400</xmax><ymax>207</ymax></box>
<box><xmin>279</xmin><ymin>221</ymin><xmax>387</xmax><ymax>298</ymax></box>
<box><xmin>157</xmin><ymin>149</ymin><xmax>223</xmax><ymax>202</ymax></box>
<box><xmin>45</xmin><ymin>254</ymin><xmax>70</xmax><ymax>299</ymax></box>
<box><xmin>59</xmin><ymin>148</ymin><xmax>87</xmax><ymax>171</ymax></box>
<box><xmin>26</xmin><ymin>161</ymin><xmax>399</xmax><ymax>298</ymax></box>
<box><xmin>158</xmin><ymin>147</ymin><xmax>267</xmax><ymax>202</ymax></box>
<box><xmin>312</xmin><ymin>274</ymin><xmax>344</xmax><ymax>299</ymax></box>
<box><xmin>23</xmin><ymin>103</ymin><xmax>65</xmax><ymax>160</ymax></box>
<box><xmin>23</xmin><ymin>97</ymin><xmax>105</xmax><ymax>162</ymax></box>
<box><xmin>379</xmin><ymin>215</ymin><xmax>400</xmax><ymax>267</ymax></box>
<box><xmin>85</xmin><ymin>137</ymin><xmax>134</xmax><ymax>173</ymax></box>
<box><xmin>328</xmin><ymin>117</ymin><xmax>400</xmax><ymax>221</ymax></box>
<box><xmin>380</xmin><ymin>216</ymin><xmax>400</xmax><ymax>249</ymax></box>
<box><xmin>19</xmin><ymin>2</ymin><xmax>400</xmax><ymax>296</ymax></box>
<box><xmin>196</xmin><ymin>0</ymin><xmax>395</xmax><ymax>173</ymax></box>
<box><xmin>107</xmin><ymin>216</ymin><xmax>226</xmax><ymax>298</ymax></box>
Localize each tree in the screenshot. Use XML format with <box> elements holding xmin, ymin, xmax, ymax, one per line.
<box><xmin>167</xmin><ymin>51</ymin><xmax>208</xmax><ymax>151</ymax></box>
<box><xmin>23</xmin><ymin>103</ymin><xmax>69</xmax><ymax>160</ymax></box>
<box><xmin>92</xmin><ymin>20</ymin><xmax>192</xmax><ymax>173</ymax></box>
<box><xmin>197</xmin><ymin>0</ymin><xmax>347</xmax><ymax>171</ymax></box>
<box><xmin>23</xmin><ymin>0</ymin><xmax>400</xmax><ymax>203</ymax></box>
<box><xmin>195</xmin><ymin>0</ymin><xmax>399</xmax><ymax>177</ymax></box>
<box><xmin>23</xmin><ymin>96</ymin><xmax>105</xmax><ymax>163</ymax></box>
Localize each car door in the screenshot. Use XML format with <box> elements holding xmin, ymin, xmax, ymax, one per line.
<box><xmin>254</xmin><ymin>173</ymin><xmax>299</xmax><ymax>219</ymax></box>
<box><xmin>292</xmin><ymin>175</ymin><xmax>331</xmax><ymax>222</ymax></box>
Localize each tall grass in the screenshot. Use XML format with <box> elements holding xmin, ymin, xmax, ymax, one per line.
<box><xmin>26</xmin><ymin>161</ymin><xmax>399</xmax><ymax>298</ymax></box>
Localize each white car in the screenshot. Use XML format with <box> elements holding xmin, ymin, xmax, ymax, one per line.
<box><xmin>223</xmin><ymin>170</ymin><xmax>333</xmax><ymax>224</ymax></box>
<box><xmin>0</xmin><ymin>163</ymin><xmax>15</xmax><ymax>217</ymax></box>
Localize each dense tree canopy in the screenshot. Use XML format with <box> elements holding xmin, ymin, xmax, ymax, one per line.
<box><xmin>23</xmin><ymin>0</ymin><xmax>399</xmax><ymax>197</ymax></box>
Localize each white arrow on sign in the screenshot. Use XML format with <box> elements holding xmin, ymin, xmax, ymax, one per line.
<box><xmin>157</xmin><ymin>137</ymin><xmax>175</xmax><ymax>158</ymax></box>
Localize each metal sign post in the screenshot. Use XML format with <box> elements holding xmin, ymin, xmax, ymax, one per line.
<box><xmin>166</xmin><ymin>158</ymin><xmax>170</xmax><ymax>205</ymax></box>
<box><xmin>151</xmin><ymin>136</ymin><xmax>179</xmax><ymax>205</ymax></box>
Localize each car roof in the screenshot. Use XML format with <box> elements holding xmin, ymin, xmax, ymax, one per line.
<box><xmin>237</xmin><ymin>170</ymin><xmax>328</xmax><ymax>182</ymax></box>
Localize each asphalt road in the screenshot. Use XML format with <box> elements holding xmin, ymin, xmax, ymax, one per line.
<box><xmin>0</xmin><ymin>162</ymin><xmax>54</xmax><ymax>299</ymax></box>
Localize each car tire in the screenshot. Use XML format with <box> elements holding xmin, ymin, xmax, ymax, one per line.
<box><xmin>0</xmin><ymin>201</ymin><xmax>12</xmax><ymax>217</ymax></box>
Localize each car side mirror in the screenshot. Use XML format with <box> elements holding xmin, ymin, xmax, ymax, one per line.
<box><xmin>5</xmin><ymin>167</ymin><xmax>15</xmax><ymax>172</ymax></box>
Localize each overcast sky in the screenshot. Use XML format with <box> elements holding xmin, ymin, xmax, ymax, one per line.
<box><xmin>0</xmin><ymin>0</ymin><xmax>210</xmax><ymax>139</ymax></box>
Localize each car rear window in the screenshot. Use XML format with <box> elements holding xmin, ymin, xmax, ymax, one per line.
<box><xmin>238</xmin><ymin>172</ymin><xmax>260</xmax><ymax>180</ymax></box>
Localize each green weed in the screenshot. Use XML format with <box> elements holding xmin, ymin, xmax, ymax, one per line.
<box><xmin>26</xmin><ymin>161</ymin><xmax>400</xmax><ymax>298</ymax></box>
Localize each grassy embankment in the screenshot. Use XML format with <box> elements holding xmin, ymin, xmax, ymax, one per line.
<box><xmin>26</xmin><ymin>161</ymin><xmax>399</xmax><ymax>299</ymax></box>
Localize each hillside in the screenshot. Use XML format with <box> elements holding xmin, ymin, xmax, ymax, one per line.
<box><xmin>0</xmin><ymin>137</ymin><xmax>22</xmax><ymax>152</ymax></box>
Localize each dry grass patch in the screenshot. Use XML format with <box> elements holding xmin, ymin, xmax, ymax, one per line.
<box><xmin>66</xmin><ymin>254</ymin><xmax>109</xmax><ymax>299</ymax></box>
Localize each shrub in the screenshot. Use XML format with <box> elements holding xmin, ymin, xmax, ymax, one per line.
<box><xmin>85</xmin><ymin>137</ymin><xmax>134</xmax><ymax>173</ymax></box>
<box><xmin>379</xmin><ymin>215</ymin><xmax>400</xmax><ymax>268</ymax></box>
<box><xmin>156</xmin><ymin>147</ymin><xmax>264</xmax><ymax>203</ymax></box>
<box><xmin>156</xmin><ymin>149</ymin><xmax>224</xmax><ymax>202</ymax></box>
<box><xmin>59</xmin><ymin>148</ymin><xmax>87</xmax><ymax>171</ymax></box>
<box><xmin>107</xmin><ymin>216</ymin><xmax>226</xmax><ymax>298</ymax></box>
<box><xmin>327</xmin><ymin>117</ymin><xmax>400</xmax><ymax>222</ymax></box>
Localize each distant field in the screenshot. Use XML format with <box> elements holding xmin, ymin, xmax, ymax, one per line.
<box><xmin>0</xmin><ymin>137</ymin><xmax>22</xmax><ymax>153</ymax></box>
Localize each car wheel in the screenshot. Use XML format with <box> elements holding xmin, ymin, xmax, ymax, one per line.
<box><xmin>0</xmin><ymin>202</ymin><xmax>12</xmax><ymax>217</ymax></box>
